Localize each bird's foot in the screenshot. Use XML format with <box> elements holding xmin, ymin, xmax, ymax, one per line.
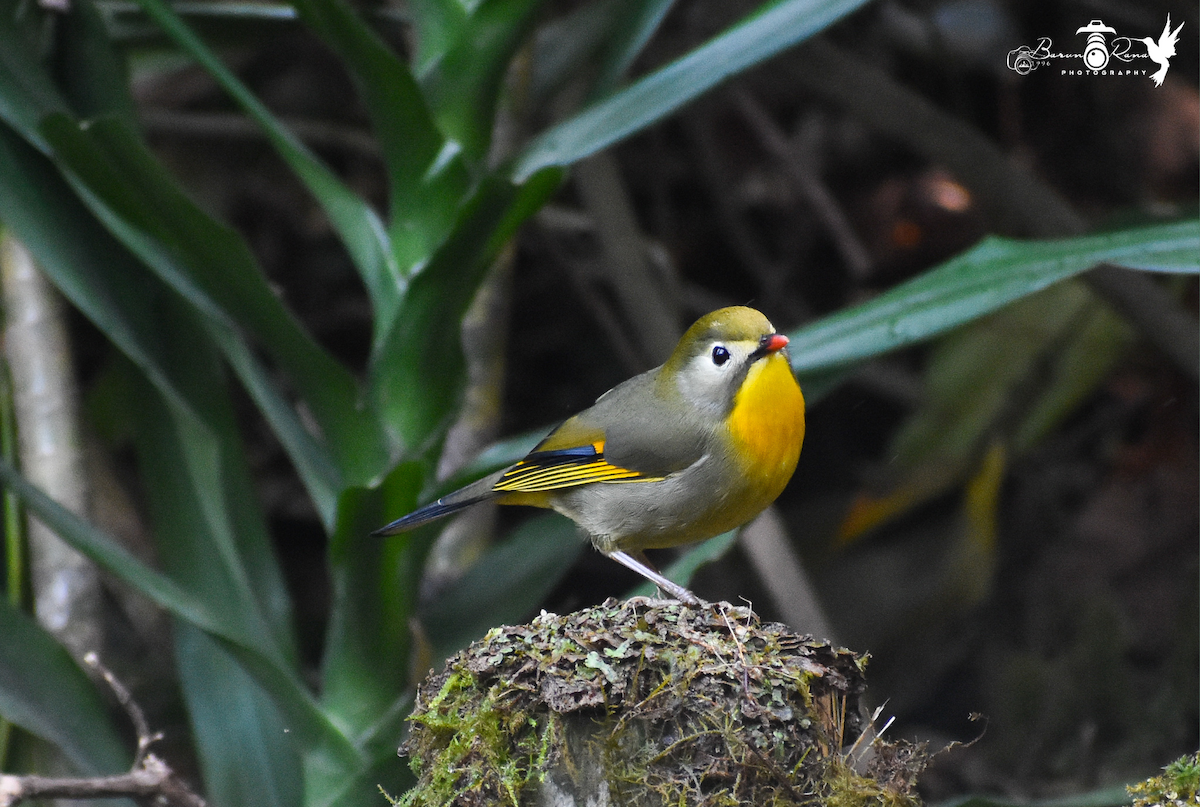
<box><xmin>605</xmin><ymin>549</ymin><xmax>708</xmax><ymax>607</ymax></box>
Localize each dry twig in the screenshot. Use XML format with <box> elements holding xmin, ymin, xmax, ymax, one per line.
<box><xmin>0</xmin><ymin>654</ymin><xmax>206</xmax><ymax>807</ymax></box>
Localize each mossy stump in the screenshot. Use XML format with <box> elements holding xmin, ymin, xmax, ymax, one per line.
<box><xmin>399</xmin><ymin>598</ymin><xmax>923</xmax><ymax>806</ymax></box>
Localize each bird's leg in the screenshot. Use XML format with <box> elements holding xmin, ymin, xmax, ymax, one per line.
<box><xmin>605</xmin><ymin>549</ymin><xmax>704</xmax><ymax>606</ymax></box>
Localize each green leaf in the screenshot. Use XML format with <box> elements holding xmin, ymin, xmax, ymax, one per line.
<box><xmin>0</xmin><ymin>456</ymin><xmax>224</xmax><ymax>636</ymax></box>
<box><xmin>0</xmin><ymin>22</ymin><xmax>69</xmax><ymax>150</ymax></box>
<box><xmin>317</xmin><ymin>745</ymin><xmax>415</xmax><ymax>807</ymax></box>
<box><xmin>0</xmin><ymin>123</ymin><xmax>343</xmax><ymax>525</ymax></box>
<box><xmin>528</xmin><ymin>0</ymin><xmax>625</xmax><ymax>104</ymax></box>
<box><xmin>288</xmin><ymin>0</ymin><xmax>472</xmax><ymax>281</ymax></box>
<box><xmin>40</xmin><ymin>112</ymin><xmax>386</xmax><ymax>489</ymax></box>
<box><xmin>17</xmin><ymin>117</ymin><xmax>303</xmax><ymax>663</ymax></box>
<box><xmin>55</xmin><ymin>0</ymin><xmax>137</xmax><ymax>120</ymax></box>
<box><xmin>0</xmin><ymin>452</ymin><xmax>362</xmax><ymax>774</ymax></box>
<box><xmin>587</xmin><ymin>0</ymin><xmax>675</xmax><ymax>99</ymax></box>
<box><xmin>320</xmin><ymin>463</ymin><xmax>425</xmax><ymax>735</ymax></box>
<box><xmin>176</xmin><ymin>625</ymin><xmax>302</xmax><ymax>807</ymax></box>
<box><xmin>839</xmin><ymin>282</ymin><xmax>1136</xmax><ymax>539</ymax></box>
<box><xmin>128</xmin><ymin>0</ymin><xmax>403</xmax><ymax>317</ymax></box>
<box><xmin>887</xmin><ymin>282</ymin><xmax>1097</xmax><ymax>471</ymax></box>
<box><xmin>788</xmin><ymin>221</ymin><xmax>1200</xmax><ymax>376</ymax></box>
<box><xmin>116</xmin><ymin>353</ymin><xmax>296</xmax><ymax>661</ymax></box>
<box><xmin>211</xmin><ymin>327</ymin><xmax>343</xmax><ymax>526</ymax></box>
<box><xmin>370</xmin><ymin>168</ymin><xmax>561</xmax><ymax>451</ymax></box>
<box><xmin>408</xmin><ymin>0</ymin><xmax>467</xmax><ymax>74</ymax></box>
<box><xmin>351</xmin><ymin>690</ymin><xmax>415</xmax><ymax>758</ymax></box>
<box><xmin>1012</xmin><ymin>297</ymin><xmax>1134</xmax><ymax>452</ymax></box>
<box><xmin>511</xmin><ymin>0</ymin><xmax>871</xmax><ymax>179</ymax></box>
<box><xmin>419</xmin><ymin>0</ymin><xmax>545</xmax><ymax>164</ymax></box>
<box><xmin>937</xmin><ymin>786</ymin><xmax>1134</xmax><ymax>807</ymax></box>
<box><xmin>0</xmin><ymin>600</ymin><xmax>130</xmax><ymax>775</ymax></box>
<box><xmin>0</xmin><ymin>124</ymin><xmax>203</xmax><ymax>424</ymax></box>
<box><xmin>421</xmin><ymin>513</ymin><xmax>588</xmax><ymax>657</ymax></box>
<box><xmin>0</xmin><ymin>121</ymin><xmax>361</xmax><ymax>779</ymax></box>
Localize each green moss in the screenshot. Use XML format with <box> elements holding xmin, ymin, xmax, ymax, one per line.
<box><xmin>820</xmin><ymin>740</ymin><xmax>927</xmax><ymax>807</ymax></box>
<box><xmin>398</xmin><ymin>668</ymin><xmax>556</xmax><ymax>806</ymax></box>
<box><xmin>1128</xmin><ymin>752</ymin><xmax>1200</xmax><ymax>807</ymax></box>
<box><xmin>399</xmin><ymin>598</ymin><xmax>918</xmax><ymax>806</ymax></box>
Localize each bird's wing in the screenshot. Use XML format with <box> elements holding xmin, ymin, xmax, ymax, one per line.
<box><xmin>493</xmin><ymin>369</ymin><xmax>706</xmax><ymax>493</ymax></box>
<box><xmin>491</xmin><ymin>439</ymin><xmax>661</xmax><ymax>493</ymax></box>
<box><xmin>1161</xmin><ymin>15</ymin><xmax>1183</xmax><ymax>54</ymax></box>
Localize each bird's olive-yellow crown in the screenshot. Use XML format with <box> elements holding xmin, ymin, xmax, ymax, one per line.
<box><xmin>661</xmin><ymin>306</ymin><xmax>784</xmax><ymax>416</ymax></box>
<box><xmin>665</xmin><ymin>306</ymin><xmax>778</xmax><ymax>366</ymax></box>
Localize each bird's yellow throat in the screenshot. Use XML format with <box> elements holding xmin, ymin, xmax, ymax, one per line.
<box><xmin>727</xmin><ymin>353</ymin><xmax>805</xmax><ymax>487</ymax></box>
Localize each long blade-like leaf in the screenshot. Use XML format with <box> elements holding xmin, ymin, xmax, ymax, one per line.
<box><xmin>0</xmin><ymin>22</ymin><xmax>69</xmax><ymax>151</ymax></box>
<box><xmin>421</xmin><ymin>513</ymin><xmax>587</xmax><ymax>658</ymax></box>
<box><xmin>128</xmin><ymin>0</ymin><xmax>402</xmax><ymax>315</ymax></box>
<box><xmin>788</xmin><ymin>221</ymin><xmax>1200</xmax><ymax>375</ymax></box>
<box><xmin>0</xmin><ymin>599</ymin><xmax>130</xmax><ymax>775</ymax></box>
<box><xmin>288</xmin><ymin>0</ymin><xmax>471</xmax><ymax>282</ymax></box>
<box><xmin>0</xmin><ymin>456</ymin><xmax>359</xmax><ymax>769</ymax></box>
<box><xmin>419</xmin><ymin>0</ymin><xmax>545</xmax><ymax>164</ymax></box>
<box><xmin>212</xmin><ymin>327</ymin><xmax>343</xmax><ymax>526</ymax></box>
<box><xmin>176</xmin><ymin>625</ymin><xmax>303</xmax><ymax>807</ymax></box>
<box><xmin>511</xmin><ymin>0</ymin><xmax>871</xmax><ymax>179</ymax></box>
<box><xmin>40</xmin><ymin>112</ymin><xmax>386</xmax><ymax>487</ymax></box>
<box><xmin>320</xmin><ymin>465</ymin><xmax>423</xmax><ymax>736</ymax></box>
<box><xmin>0</xmin><ymin>123</ymin><xmax>206</xmax><ymax>426</ymax></box>
<box><xmin>115</xmin><ymin>350</ymin><xmax>297</xmax><ymax>664</ymax></box>
<box><xmin>370</xmin><ymin>169</ymin><xmax>561</xmax><ymax>450</ymax></box>
<box><xmin>56</xmin><ymin>0</ymin><xmax>137</xmax><ymax>119</ymax></box>
<box><xmin>408</xmin><ymin>0</ymin><xmax>467</xmax><ymax>74</ymax></box>
<box><xmin>588</xmin><ymin>0</ymin><xmax>676</xmax><ymax>99</ymax></box>
<box><xmin>0</xmin><ymin>456</ymin><xmax>232</xmax><ymax>641</ymax></box>
<box><xmin>316</xmin><ymin>748</ymin><xmax>415</xmax><ymax>807</ymax></box>
<box><xmin>0</xmin><ymin>121</ymin><xmax>344</xmax><ymax>523</ymax></box>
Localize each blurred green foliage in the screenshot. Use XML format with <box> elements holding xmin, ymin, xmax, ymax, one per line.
<box><xmin>0</xmin><ymin>0</ymin><xmax>1195</xmax><ymax>803</ymax></box>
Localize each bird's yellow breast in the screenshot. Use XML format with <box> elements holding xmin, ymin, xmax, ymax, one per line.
<box><xmin>726</xmin><ymin>353</ymin><xmax>805</xmax><ymax>497</ymax></box>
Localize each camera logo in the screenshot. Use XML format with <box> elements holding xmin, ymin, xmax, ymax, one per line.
<box><xmin>1076</xmin><ymin>20</ymin><xmax>1117</xmax><ymax>71</ymax></box>
<box><xmin>1005</xmin><ymin>15</ymin><xmax>1183</xmax><ymax>86</ymax></box>
<box><xmin>1006</xmin><ymin>38</ymin><xmax>1051</xmax><ymax>75</ymax></box>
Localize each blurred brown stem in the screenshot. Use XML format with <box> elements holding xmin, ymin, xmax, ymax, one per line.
<box><xmin>0</xmin><ymin>234</ymin><xmax>101</xmax><ymax>661</ymax></box>
<box><xmin>574</xmin><ymin>152</ymin><xmax>683</xmax><ymax>366</ymax></box>
<box><xmin>789</xmin><ymin>38</ymin><xmax>1087</xmax><ymax>238</ymax></box>
<box><xmin>732</xmin><ymin>90</ymin><xmax>873</xmax><ymax>282</ymax></box>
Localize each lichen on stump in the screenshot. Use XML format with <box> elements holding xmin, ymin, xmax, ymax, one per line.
<box><xmin>398</xmin><ymin>597</ymin><xmax>920</xmax><ymax>807</ymax></box>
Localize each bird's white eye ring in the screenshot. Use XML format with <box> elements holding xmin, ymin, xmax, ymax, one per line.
<box><xmin>711</xmin><ymin>345</ymin><xmax>730</xmax><ymax>366</ymax></box>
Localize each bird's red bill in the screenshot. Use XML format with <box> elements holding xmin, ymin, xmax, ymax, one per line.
<box><xmin>763</xmin><ymin>334</ymin><xmax>789</xmax><ymax>353</ymax></box>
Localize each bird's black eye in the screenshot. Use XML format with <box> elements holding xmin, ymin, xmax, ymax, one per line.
<box><xmin>711</xmin><ymin>345</ymin><xmax>730</xmax><ymax>366</ymax></box>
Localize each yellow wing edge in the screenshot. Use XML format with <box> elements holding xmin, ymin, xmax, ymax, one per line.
<box><xmin>492</xmin><ymin>440</ymin><xmax>665</xmax><ymax>493</ymax></box>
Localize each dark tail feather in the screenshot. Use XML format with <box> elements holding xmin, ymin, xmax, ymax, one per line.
<box><xmin>371</xmin><ymin>497</ymin><xmax>479</xmax><ymax>535</ymax></box>
<box><xmin>371</xmin><ymin>472</ymin><xmax>502</xmax><ymax>536</ymax></box>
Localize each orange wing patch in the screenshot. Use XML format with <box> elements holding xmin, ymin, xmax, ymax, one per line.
<box><xmin>492</xmin><ymin>441</ymin><xmax>662</xmax><ymax>493</ymax></box>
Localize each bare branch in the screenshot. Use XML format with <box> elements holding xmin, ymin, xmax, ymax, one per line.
<box><xmin>0</xmin><ymin>655</ymin><xmax>207</xmax><ymax>807</ymax></box>
<box><xmin>0</xmin><ymin>754</ymin><xmax>206</xmax><ymax>807</ymax></box>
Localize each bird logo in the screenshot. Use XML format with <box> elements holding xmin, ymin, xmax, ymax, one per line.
<box><xmin>1139</xmin><ymin>15</ymin><xmax>1184</xmax><ymax>87</ymax></box>
<box><xmin>1007</xmin><ymin>15</ymin><xmax>1184</xmax><ymax>86</ymax></box>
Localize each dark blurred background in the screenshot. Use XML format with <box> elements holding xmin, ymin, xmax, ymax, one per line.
<box><xmin>124</xmin><ymin>0</ymin><xmax>1198</xmax><ymax>800</ymax></box>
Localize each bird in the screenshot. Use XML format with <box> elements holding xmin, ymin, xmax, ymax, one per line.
<box><xmin>373</xmin><ymin>306</ymin><xmax>806</xmax><ymax>605</ymax></box>
<box><xmin>1140</xmin><ymin>15</ymin><xmax>1183</xmax><ymax>87</ymax></box>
